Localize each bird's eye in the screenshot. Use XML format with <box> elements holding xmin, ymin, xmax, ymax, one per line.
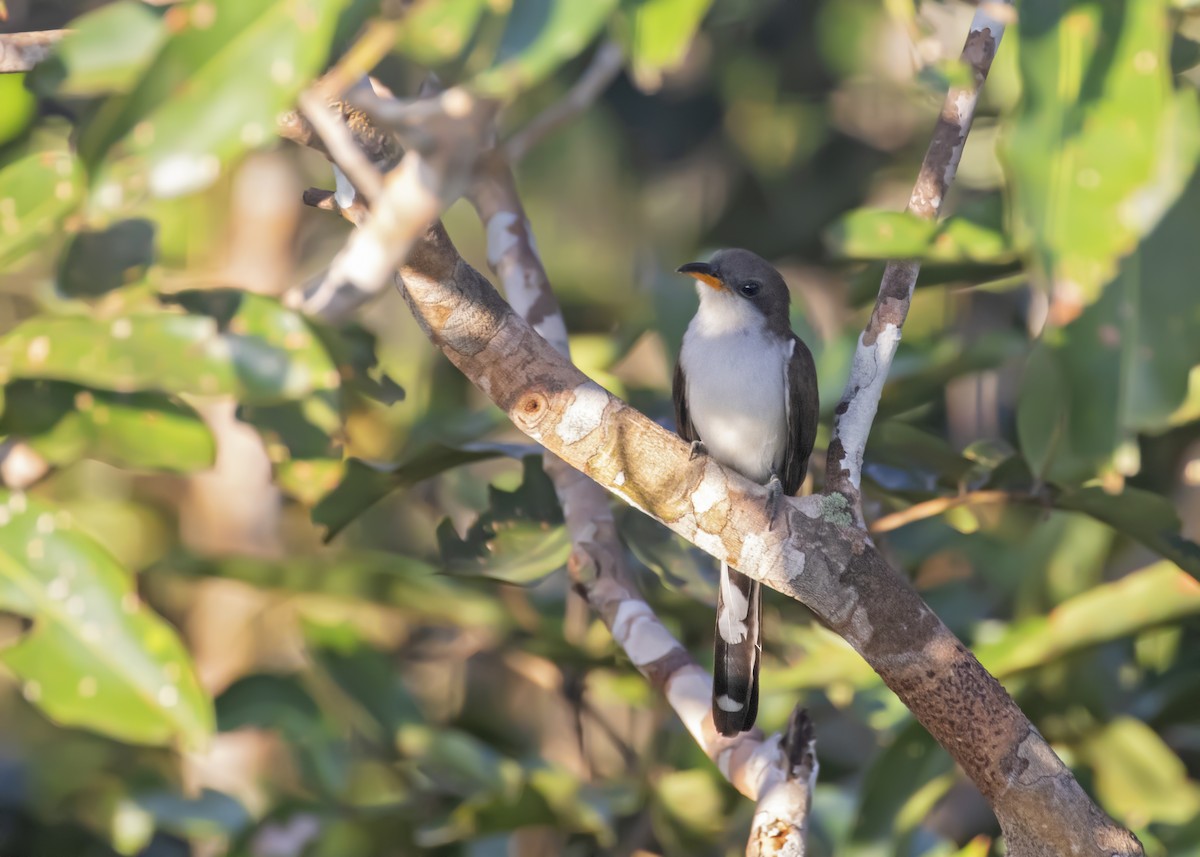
<box><xmin>739</xmin><ymin>281</ymin><xmax>761</xmax><ymax>297</ymax></box>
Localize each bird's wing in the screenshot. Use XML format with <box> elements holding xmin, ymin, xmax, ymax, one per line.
<box><xmin>673</xmin><ymin>358</ymin><xmax>699</xmax><ymax>443</ymax></box>
<box><xmin>781</xmin><ymin>334</ymin><xmax>819</xmax><ymax>496</ymax></box>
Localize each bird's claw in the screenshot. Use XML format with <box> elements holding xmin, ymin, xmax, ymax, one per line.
<box><xmin>765</xmin><ymin>471</ymin><xmax>783</xmax><ymax>531</ymax></box>
<box><xmin>689</xmin><ymin>440</ymin><xmax>707</xmax><ymax>461</ymax></box>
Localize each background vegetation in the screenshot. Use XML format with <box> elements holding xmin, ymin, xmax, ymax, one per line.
<box><xmin>0</xmin><ymin>0</ymin><xmax>1199</xmax><ymax>854</ymax></box>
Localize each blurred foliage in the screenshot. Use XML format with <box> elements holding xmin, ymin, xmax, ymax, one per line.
<box><xmin>0</xmin><ymin>0</ymin><xmax>1198</xmax><ymax>856</ymax></box>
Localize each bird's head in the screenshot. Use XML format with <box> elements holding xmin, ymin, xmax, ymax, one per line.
<box><xmin>677</xmin><ymin>249</ymin><xmax>791</xmax><ymax>328</ymax></box>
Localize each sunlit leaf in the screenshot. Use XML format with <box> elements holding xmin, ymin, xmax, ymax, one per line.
<box><xmin>614</xmin><ymin>0</ymin><xmax>713</xmax><ymax>90</ymax></box>
<box><xmin>1003</xmin><ymin>0</ymin><xmax>1200</xmax><ymax>301</ymax></box>
<box><xmin>1018</xmin><ymin>174</ymin><xmax>1200</xmax><ymax>481</ymax></box>
<box><xmin>1077</xmin><ymin>716</ymin><xmax>1200</xmax><ymax>825</ymax></box>
<box><xmin>0</xmin><ymin>380</ymin><xmax>215</xmax><ymax>473</ymax></box>
<box><xmin>472</xmin><ymin>0</ymin><xmax>619</xmax><ymax>97</ymax></box>
<box><xmin>80</xmin><ymin>0</ymin><xmax>351</xmax><ymax>201</ymax></box>
<box><xmin>26</xmin><ymin>1</ymin><xmax>166</xmax><ymax>98</ymax></box>
<box><xmin>978</xmin><ymin>562</ymin><xmax>1200</xmax><ymax>676</ymax></box>
<box><xmin>826</xmin><ymin>205</ymin><xmax>1015</xmax><ymax>265</ymax></box>
<box><xmin>0</xmin><ymin>130</ymin><xmax>84</xmax><ymax>271</ymax></box>
<box><xmin>0</xmin><ymin>74</ymin><xmax>36</xmax><ymax>146</ymax></box>
<box><xmin>395</xmin><ymin>0</ymin><xmax>487</xmax><ymax>66</ymax></box>
<box><xmin>0</xmin><ymin>290</ymin><xmax>339</xmax><ymax>406</ymax></box>
<box><xmin>0</xmin><ymin>492</ymin><xmax>212</xmax><ymax>748</ymax></box>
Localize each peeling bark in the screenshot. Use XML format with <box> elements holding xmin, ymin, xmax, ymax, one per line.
<box><xmin>0</xmin><ymin>30</ymin><xmax>65</xmax><ymax>73</ymax></box>
<box><xmin>825</xmin><ymin>6</ymin><xmax>1009</xmax><ymax>508</ymax></box>
<box><xmin>389</xmin><ymin>221</ymin><xmax>1141</xmax><ymax>857</ymax></box>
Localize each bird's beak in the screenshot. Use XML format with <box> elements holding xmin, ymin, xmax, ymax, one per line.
<box><xmin>677</xmin><ymin>261</ymin><xmax>724</xmax><ymax>291</ymax></box>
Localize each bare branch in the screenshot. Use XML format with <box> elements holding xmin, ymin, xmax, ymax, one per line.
<box><xmin>504</xmin><ymin>41</ymin><xmax>625</xmax><ymax>163</ymax></box>
<box><xmin>467</xmin><ymin>143</ymin><xmax>813</xmax><ymax>826</ymax></box>
<box><xmin>388</xmin><ymin>219</ymin><xmax>1141</xmax><ymax>857</ymax></box>
<box><xmin>297</xmin><ymin>87</ymin><xmax>385</xmax><ymax>205</ymax></box>
<box><xmin>825</xmin><ymin>3</ymin><xmax>1011</xmax><ymax>509</ymax></box>
<box><xmin>870</xmin><ymin>489</ymin><xmax>1024</xmax><ymax>534</ymax></box>
<box><xmin>0</xmin><ymin>29</ymin><xmax>66</xmax><ymax>73</ymax></box>
<box><xmin>285</xmin><ymin>86</ymin><xmax>496</xmax><ymax>322</ymax></box>
<box><xmin>747</xmin><ymin>707</ymin><xmax>816</xmax><ymax>857</ymax></box>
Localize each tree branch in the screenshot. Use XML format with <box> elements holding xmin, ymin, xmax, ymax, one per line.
<box><xmin>503</xmin><ymin>41</ymin><xmax>624</xmax><ymax>163</ymax></box>
<box><xmin>384</xmin><ymin>220</ymin><xmax>1139</xmax><ymax>856</ymax></box>
<box><xmin>287</xmin><ymin>64</ymin><xmax>816</xmax><ymax>847</ymax></box>
<box><xmin>282</xmin><ymin>5</ymin><xmax>1142</xmax><ymax>851</ymax></box>
<box><xmin>0</xmin><ymin>30</ymin><xmax>65</xmax><ymax>73</ymax></box>
<box><xmin>464</xmin><ymin>146</ymin><xmax>815</xmax><ymax>847</ymax></box>
<box><xmin>825</xmin><ymin>3</ymin><xmax>1012</xmax><ymax>513</ymax></box>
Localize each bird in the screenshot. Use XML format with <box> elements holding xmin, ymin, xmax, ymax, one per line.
<box><xmin>673</xmin><ymin>249</ymin><xmax>819</xmax><ymax>736</ymax></box>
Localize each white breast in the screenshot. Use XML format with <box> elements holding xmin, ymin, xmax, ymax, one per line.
<box><xmin>680</xmin><ymin>294</ymin><xmax>790</xmax><ymax>485</ymax></box>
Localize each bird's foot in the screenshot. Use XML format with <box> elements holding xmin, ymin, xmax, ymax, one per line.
<box><xmin>765</xmin><ymin>471</ymin><xmax>783</xmax><ymax>531</ymax></box>
<box><xmin>689</xmin><ymin>440</ymin><xmax>707</xmax><ymax>461</ymax></box>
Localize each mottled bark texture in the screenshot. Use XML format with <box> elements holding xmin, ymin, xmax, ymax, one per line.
<box><xmin>825</xmin><ymin>5</ymin><xmax>1008</xmax><ymax>508</ymax></box>
<box><xmin>391</xmin><ymin>221</ymin><xmax>1141</xmax><ymax>857</ymax></box>
<box><xmin>467</xmin><ymin>153</ymin><xmax>812</xmax><ymax>834</ymax></box>
<box><xmin>0</xmin><ymin>30</ymin><xmax>65</xmax><ymax>73</ymax></box>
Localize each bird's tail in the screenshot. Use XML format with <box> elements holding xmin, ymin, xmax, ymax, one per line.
<box><xmin>713</xmin><ymin>561</ymin><xmax>761</xmax><ymax>736</ymax></box>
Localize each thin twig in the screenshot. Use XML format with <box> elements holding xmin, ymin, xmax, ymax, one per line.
<box><xmin>298</xmin><ymin>88</ymin><xmax>385</xmax><ymax>204</ymax></box>
<box><xmin>504</xmin><ymin>41</ymin><xmax>625</xmax><ymax>162</ymax></box>
<box><xmin>0</xmin><ymin>30</ymin><xmax>66</xmax><ymax>73</ymax></box>
<box><xmin>824</xmin><ymin>2</ymin><xmax>1012</xmax><ymax>511</ymax></box>
<box><xmin>869</xmin><ymin>489</ymin><xmax>1019</xmax><ymax>534</ymax></box>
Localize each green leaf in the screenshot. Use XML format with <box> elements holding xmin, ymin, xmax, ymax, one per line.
<box><xmin>614</xmin><ymin>0</ymin><xmax>713</xmax><ymax>90</ymax></box>
<box><xmin>618</xmin><ymin>505</ymin><xmax>716</xmax><ymax>604</ymax></box>
<box><xmin>57</xmin><ymin>219</ymin><xmax>157</xmax><ymax>299</ymax></box>
<box><xmin>0</xmin><ymin>290</ymin><xmax>339</xmax><ymax>405</ymax></box>
<box><xmin>149</xmin><ymin>550</ymin><xmax>506</xmax><ymax>628</ymax></box>
<box><xmin>395</xmin><ymin>0</ymin><xmax>488</xmax><ymax>67</ymax></box>
<box><xmin>26</xmin><ymin>1</ymin><xmax>166</xmax><ymax>98</ymax></box>
<box><xmin>472</xmin><ymin>0</ymin><xmax>620</xmax><ymax>98</ymax></box>
<box><xmin>0</xmin><ymin>131</ymin><xmax>85</xmax><ymax>271</ymax></box>
<box><xmin>437</xmin><ymin>456</ymin><xmax>568</xmax><ymax>585</ymax></box>
<box><xmin>239</xmin><ymin>392</ymin><xmax>343</xmax><ymax>504</ymax></box>
<box><xmin>1017</xmin><ymin>173</ymin><xmax>1200</xmax><ymax>480</ymax></box>
<box><xmin>825</xmin><ymin>206</ymin><xmax>1015</xmax><ymax>265</ymax></box>
<box><xmin>80</xmin><ymin>0</ymin><xmax>350</xmax><ymax>201</ymax></box>
<box><xmin>0</xmin><ymin>74</ymin><xmax>37</xmax><ymax>146</ymax></box>
<box><xmin>1055</xmin><ymin>487</ymin><xmax>1200</xmax><ymax>577</ymax></box>
<box><xmin>314</xmin><ymin>441</ymin><xmax>538</xmax><ymax>540</ymax></box>
<box><xmin>1016</xmin><ymin>342</ymin><xmax>1067</xmax><ymax>481</ymax></box>
<box><xmin>850</xmin><ymin>719</ymin><xmax>955</xmax><ymax>848</ymax></box>
<box><xmin>135</xmin><ymin>789</ymin><xmax>252</xmax><ymax>840</ymax></box>
<box><xmin>1076</xmin><ymin>716</ymin><xmax>1200</xmax><ymax>825</ymax></box>
<box><xmin>1003</xmin><ymin>0</ymin><xmax>1200</xmax><ymax>301</ymax></box>
<box><xmin>977</xmin><ymin>561</ymin><xmax>1200</xmax><ymax>676</ymax></box>
<box><xmin>0</xmin><ymin>492</ymin><xmax>212</xmax><ymax>748</ymax></box>
<box><xmin>0</xmin><ymin>380</ymin><xmax>215</xmax><ymax>473</ymax></box>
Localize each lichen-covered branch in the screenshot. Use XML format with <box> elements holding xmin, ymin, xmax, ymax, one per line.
<box><xmin>286</xmin><ymin>72</ymin><xmax>815</xmax><ymax>839</ymax></box>
<box><xmin>466</xmin><ymin>148</ymin><xmax>813</xmax><ymax>841</ymax></box>
<box><xmin>0</xmin><ymin>30</ymin><xmax>65</xmax><ymax>73</ymax></box>
<box><xmin>283</xmin><ymin>5</ymin><xmax>1141</xmax><ymax>850</ymax></box>
<box><xmin>389</xmin><ymin>221</ymin><xmax>1140</xmax><ymax>857</ymax></box>
<box><xmin>747</xmin><ymin>707</ymin><xmax>816</xmax><ymax>857</ymax></box>
<box><xmin>282</xmin><ymin>86</ymin><xmax>496</xmax><ymax>322</ymax></box>
<box><xmin>824</xmin><ymin>2</ymin><xmax>1012</xmax><ymax>510</ymax></box>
